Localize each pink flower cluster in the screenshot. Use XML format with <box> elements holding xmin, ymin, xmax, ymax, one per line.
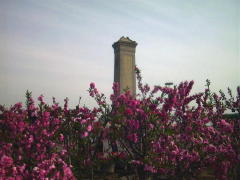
<box><xmin>0</xmin><ymin>69</ymin><xmax>239</xmax><ymax>180</ymax></box>
<box><xmin>0</xmin><ymin>95</ymin><xmax>75</xmax><ymax>179</ymax></box>
<box><xmin>104</xmin><ymin>68</ymin><xmax>240</xmax><ymax>179</ymax></box>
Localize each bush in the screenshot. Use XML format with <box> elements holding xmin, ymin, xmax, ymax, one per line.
<box><xmin>0</xmin><ymin>68</ymin><xmax>239</xmax><ymax>180</ymax></box>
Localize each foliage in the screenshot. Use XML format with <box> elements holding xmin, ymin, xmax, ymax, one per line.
<box><xmin>0</xmin><ymin>68</ymin><xmax>239</xmax><ymax>180</ymax></box>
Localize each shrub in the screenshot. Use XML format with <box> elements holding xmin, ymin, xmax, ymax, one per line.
<box><xmin>0</xmin><ymin>68</ymin><xmax>239</xmax><ymax>180</ymax></box>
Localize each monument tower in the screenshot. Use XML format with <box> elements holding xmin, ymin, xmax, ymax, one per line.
<box><xmin>112</xmin><ymin>37</ymin><xmax>137</xmax><ymax>96</ymax></box>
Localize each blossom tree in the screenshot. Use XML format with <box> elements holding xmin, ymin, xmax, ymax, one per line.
<box><xmin>0</xmin><ymin>67</ymin><xmax>239</xmax><ymax>180</ymax></box>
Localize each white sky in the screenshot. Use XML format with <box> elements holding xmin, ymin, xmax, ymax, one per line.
<box><xmin>0</xmin><ymin>0</ymin><xmax>239</xmax><ymax>107</ymax></box>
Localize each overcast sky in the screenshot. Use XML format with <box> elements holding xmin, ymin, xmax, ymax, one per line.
<box><xmin>0</xmin><ymin>0</ymin><xmax>239</xmax><ymax>107</ymax></box>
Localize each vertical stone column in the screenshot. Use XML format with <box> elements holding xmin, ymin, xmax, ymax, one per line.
<box><xmin>112</xmin><ymin>36</ymin><xmax>137</xmax><ymax>96</ymax></box>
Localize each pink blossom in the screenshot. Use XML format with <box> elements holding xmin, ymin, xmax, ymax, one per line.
<box><xmin>87</xmin><ymin>124</ymin><xmax>93</xmax><ymax>132</ymax></box>
<box><xmin>148</xmin><ymin>123</ymin><xmax>154</xmax><ymax>129</ymax></box>
<box><xmin>37</xmin><ymin>95</ymin><xmax>45</xmax><ymax>104</ymax></box>
<box><xmin>144</xmin><ymin>164</ymin><xmax>157</xmax><ymax>173</ymax></box>
<box><xmin>82</xmin><ymin>131</ymin><xmax>89</xmax><ymax>138</ymax></box>
<box><xmin>125</xmin><ymin>108</ymin><xmax>133</xmax><ymax>115</ymax></box>
<box><xmin>131</xmin><ymin>160</ymin><xmax>143</xmax><ymax>165</ymax></box>
<box><xmin>59</xmin><ymin>133</ymin><xmax>64</xmax><ymax>142</ymax></box>
<box><xmin>205</xmin><ymin>144</ymin><xmax>217</xmax><ymax>153</ymax></box>
<box><xmin>61</xmin><ymin>149</ymin><xmax>67</xmax><ymax>156</ymax></box>
<box><xmin>127</xmin><ymin>133</ymin><xmax>138</xmax><ymax>143</ymax></box>
<box><xmin>1</xmin><ymin>155</ymin><xmax>13</xmax><ymax>167</ymax></box>
<box><xmin>63</xmin><ymin>166</ymin><xmax>74</xmax><ymax>177</ymax></box>
<box><xmin>28</xmin><ymin>135</ymin><xmax>34</xmax><ymax>144</ymax></box>
<box><xmin>14</xmin><ymin>102</ymin><xmax>22</xmax><ymax>109</ymax></box>
<box><xmin>90</xmin><ymin>82</ymin><xmax>95</xmax><ymax>89</ymax></box>
<box><xmin>128</xmin><ymin>119</ymin><xmax>139</xmax><ymax>130</ymax></box>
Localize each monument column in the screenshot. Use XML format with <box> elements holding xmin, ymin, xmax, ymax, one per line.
<box><xmin>112</xmin><ymin>37</ymin><xmax>137</xmax><ymax>96</ymax></box>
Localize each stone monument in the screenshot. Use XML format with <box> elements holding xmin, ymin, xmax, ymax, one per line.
<box><xmin>112</xmin><ymin>36</ymin><xmax>137</xmax><ymax>96</ymax></box>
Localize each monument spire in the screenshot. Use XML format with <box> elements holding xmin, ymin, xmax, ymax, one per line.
<box><xmin>112</xmin><ymin>36</ymin><xmax>137</xmax><ymax>96</ymax></box>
